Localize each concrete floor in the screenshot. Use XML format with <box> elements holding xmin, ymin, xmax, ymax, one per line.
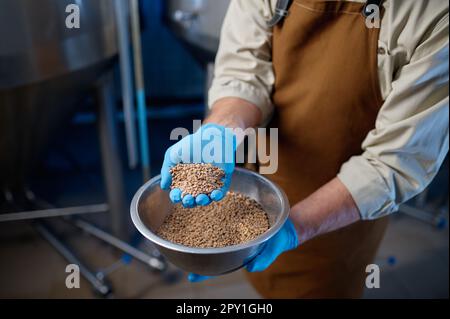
<box><xmin>0</xmin><ymin>212</ymin><xmax>447</xmax><ymax>299</ymax></box>
<box><xmin>0</xmin><ymin>217</ymin><xmax>260</xmax><ymax>299</ymax></box>
<box><xmin>364</xmin><ymin>214</ymin><xmax>449</xmax><ymax>298</ymax></box>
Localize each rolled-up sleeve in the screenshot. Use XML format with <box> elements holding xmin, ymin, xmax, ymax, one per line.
<box><xmin>338</xmin><ymin>15</ymin><xmax>449</xmax><ymax>220</ymax></box>
<box><xmin>208</xmin><ymin>0</ymin><xmax>275</xmax><ymax>124</ymax></box>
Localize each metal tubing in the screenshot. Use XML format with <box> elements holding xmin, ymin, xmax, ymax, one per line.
<box><xmin>130</xmin><ymin>0</ymin><xmax>151</xmax><ymax>181</ymax></box>
<box><xmin>97</xmin><ymin>73</ymin><xmax>128</xmax><ymax>239</ymax></box>
<box><xmin>70</xmin><ymin>218</ymin><xmax>166</xmax><ymax>271</ymax></box>
<box><xmin>114</xmin><ymin>0</ymin><xmax>138</xmax><ymax>169</ymax></box>
<box><xmin>34</xmin><ymin>222</ymin><xmax>112</xmax><ymax>297</ymax></box>
<box><xmin>0</xmin><ymin>204</ymin><xmax>109</xmax><ymax>222</ymax></box>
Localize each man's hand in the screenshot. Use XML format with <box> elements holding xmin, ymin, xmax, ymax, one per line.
<box><xmin>245</xmin><ymin>219</ymin><xmax>298</xmax><ymax>272</ymax></box>
<box><xmin>187</xmin><ymin>178</ymin><xmax>361</xmax><ymax>282</ymax></box>
<box><xmin>188</xmin><ymin>219</ymin><xmax>299</xmax><ymax>282</ymax></box>
<box><xmin>160</xmin><ymin>97</ymin><xmax>262</xmax><ymax>207</ymax></box>
<box><xmin>160</xmin><ymin>123</ymin><xmax>236</xmax><ymax>207</ymax></box>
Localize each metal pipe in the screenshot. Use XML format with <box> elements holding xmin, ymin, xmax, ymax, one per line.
<box><xmin>97</xmin><ymin>73</ymin><xmax>128</xmax><ymax>239</ymax></box>
<box><xmin>130</xmin><ymin>0</ymin><xmax>151</xmax><ymax>181</ymax></box>
<box><xmin>114</xmin><ymin>0</ymin><xmax>138</xmax><ymax>169</ymax></box>
<box><xmin>34</xmin><ymin>221</ymin><xmax>112</xmax><ymax>297</ymax></box>
<box><xmin>72</xmin><ymin>104</ymin><xmax>204</xmax><ymax>124</ymax></box>
<box><xmin>0</xmin><ymin>204</ymin><xmax>109</xmax><ymax>222</ymax></box>
<box><xmin>70</xmin><ymin>218</ymin><xmax>166</xmax><ymax>271</ymax></box>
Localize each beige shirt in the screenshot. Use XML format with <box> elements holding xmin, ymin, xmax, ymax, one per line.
<box><xmin>208</xmin><ymin>0</ymin><xmax>449</xmax><ymax>220</ymax></box>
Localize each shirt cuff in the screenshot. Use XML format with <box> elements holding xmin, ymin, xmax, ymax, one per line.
<box><xmin>208</xmin><ymin>80</ymin><xmax>274</xmax><ymax>126</ymax></box>
<box><xmin>337</xmin><ymin>155</ymin><xmax>399</xmax><ymax>220</ymax></box>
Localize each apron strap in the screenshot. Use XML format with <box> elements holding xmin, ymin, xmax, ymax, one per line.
<box><xmin>267</xmin><ymin>0</ymin><xmax>384</xmax><ymax>27</ymax></box>
<box><xmin>267</xmin><ymin>0</ymin><xmax>293</xmax><ymax>28</ymax></box>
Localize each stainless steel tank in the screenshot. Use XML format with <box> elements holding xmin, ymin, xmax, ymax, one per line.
<box><xmin>0</xmin><ymin>0</ymin><xmax>117</xmax><ymax>192</ymax></box>
<box><xmin>165</xmin><ymin>0</ymin><xmax>230</xmax><ymax>63</ymax></box>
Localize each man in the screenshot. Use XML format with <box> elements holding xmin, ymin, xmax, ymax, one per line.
<box><xmin>161</xmin><ymin>0</ymin><xmax>449</xmax><ymax>298</ymax></box>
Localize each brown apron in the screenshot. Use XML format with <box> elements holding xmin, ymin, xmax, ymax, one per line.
<box><xmin>246</xmin><ymin>0</ymin><xmax>388</xmax><ymax>298</ymax></box>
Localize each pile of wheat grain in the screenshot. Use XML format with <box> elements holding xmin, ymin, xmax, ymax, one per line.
<box><xmin>156</xmin><ymin>192</ymin><xmax>269</xmax><ymax>248</ymax></box>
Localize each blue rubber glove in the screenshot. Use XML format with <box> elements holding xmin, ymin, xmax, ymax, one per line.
<box><xmin>188</xmin><ymin>219</ymin><xmax>299</xmax><ymax>282</ymax></box>
<box><xmin>160</xmin><ymin>123</ymin><xmax>236</xmax><ymax>208</ymax></box>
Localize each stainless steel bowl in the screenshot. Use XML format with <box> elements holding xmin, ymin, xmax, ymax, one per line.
<box><xmin>130</xmin><ymin>167</ymin><xmax>290</xmax><ymax>276</ymax></box>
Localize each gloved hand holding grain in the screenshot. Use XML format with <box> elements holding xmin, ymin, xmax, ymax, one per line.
<box><xmin>157</xmin><ymin>192</ymin><xmax>270</xmax><ymax>248</ymax></box>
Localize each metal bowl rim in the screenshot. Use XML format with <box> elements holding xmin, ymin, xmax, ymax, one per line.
<box><xmin>130</xmin><ymin>167</ymin><xmax>290</xmax><ymax>255</ymax></box>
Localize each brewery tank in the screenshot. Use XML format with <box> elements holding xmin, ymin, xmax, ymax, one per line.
<box><xmin>165</xmin><ymin>0</ymin><xmax>230</xmax><ymax>64</ymax></box>
<box><xmin>0</xmin><ymin>0</ymin><xmax>118</xmax><ymax>192</ymax></box>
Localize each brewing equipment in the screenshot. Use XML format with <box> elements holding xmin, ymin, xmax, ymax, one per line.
<box><xmin>0</xmin><ymin>0</ymin><xmax>167</xmax><ymax>296</ymax></box>
<box><xmin>165</xmin><ymin>0</ymin><xmax>230</xmax><ymax>64</ymax></box>
<box><xmin>0</xmin><ymin>0</ymin><xmax>117</xmax><ymax>193</ymax></box>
